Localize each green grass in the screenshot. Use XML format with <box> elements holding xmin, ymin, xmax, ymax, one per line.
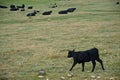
<box><xmin>0</xmin><ymin>0</ymin><xmax>120</xmax><ymax>80</ymax></box>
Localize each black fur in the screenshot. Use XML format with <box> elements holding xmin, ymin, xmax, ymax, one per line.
<box><xmin>42</xmin><ymin>11</ymin><xmax>52</xmax><ymax>15</ymax></box>
<box><xmin>67</xmin><ymin>48</ymin><xmax>105</xmax><ymax>72</ymax></box>
<box><xmin>10</xmin><ymin>4</ymin><xmax>16</xmax><ymax>8</ymax></box>
<box><xmin>0</xmin><ymin>5</ymin><xmax>8</xmax><ymax>8</ymax></box>
<box><xmin>67</xmin><ymin>8</ymin><xmax>76</xmax><ymax>12</ymax></box>
<box><xmin>116</xmin><ymin>2</ymin><xmax>119</xmax><ymax>5</ymax></box>
<box><xmin>17</xmin><ymin>4</ymin><xmax>25</xmax><ymax>8</ymax></box>
<box><xmin>28</xmin><ymin>6</ymin><xmax>33</xmax><ymax>9</ymax></box>
<box><xmin>10</xmin><ymin>8</ymin><xmax>19</xmax><ymax>11</ymax></box>
<box><xmin>49</xmin><ymin>3</ymin><xmax>57</xmax><ymax>8</ymax></box>
<box><xmin>10</xmin><ymin>4</ymin><xmax>19</xmax><ymax>11</ymax></box>
<box><xmin>58</xmin><ymin>10</ymin><xmax>68</xmax><ymax>14</ymax></box>
<box><xmin>26</xmin><ymin>10</ymin><xmax>39</xmax><ymax>16</ymax></box>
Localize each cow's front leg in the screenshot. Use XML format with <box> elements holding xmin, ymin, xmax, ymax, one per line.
<box><xmin>91</xmin><ymin>60</ymin><xmax>96</xmax><ymax>72</ymax></box>
<box><xmin>82</xmin><ymin>62</ymin><xmax>85</xmax><ymax>72</ymax></box>
<box><xmin>69</xmin><ymin>61</ymin><xmax>77</xmax><ymax>71</ymax></box>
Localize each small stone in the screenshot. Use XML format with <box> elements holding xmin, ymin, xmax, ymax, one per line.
<box><xmin>46</xmin><ymin>78</ymin><xmax>49</xmax><ymax>80</ymax></box>
<box><xmin>39</xmin><ymin>69</ymin><xmax>46</xmax><ymax>75</ymax></box>
<box><xmin>67</xmin><ymin>73</ymin><xmax>73</xmax><ymax>78</ymax></box>
<box><xmin>97</xmin><ymin>76</ymin><xmax>101</xmax><ymax>79</ymax></box>
<box><xmin>110</xmin><ymin>77</ymin><xmax>115</xmax><ymax>80</ymax></box>
<box><xmin>60</xmin><ymin>76</ymin><xmax>65</xmax><ymax>80</ymax></box>
<box><xmin>91</xmin><ymin>75</ymin><xmax>96</xmax><ymax>79</ymax></box>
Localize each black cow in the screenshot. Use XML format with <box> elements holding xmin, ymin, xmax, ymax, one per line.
<box><xmin>17</xmin><ymin>4</ymin><xmax>25</xmax><ymax>8</ymax></box>
<box><xmin>42</xmin><ymin>11</ymin><xmax>52</xmax><ymax>15</ymax></box>
<box><xmin>58</xmin><ymin>10</ymin><xmax>68</xmax><ymax>14</ymax></box>
<box><xmin>20</xmin><ymin>8</ymin><xmax>25</xmax><ymax>11</ymax></box>
<box><xmin>26</xmin><ymin>10</ymin><xmax>39</xmax><ymax>17</ymax></box>
<box><xmin>10</xmin><ymin>4</ymin><xmax>16</xmax><ymax>8</ymax></box>
<box><xmin>27</xmin><ymin>12</ymin><xmax>36</xmax><ymax>16</ymax></box>
<box><xmin>28</xmin><ymin>6</ymin><xmax>33</xmax><ymax>9</ymax></box>
<box><xmin>116</xmin><ymin>2</ymin><xmax>119</xmax><ymax>4</ymax></box>
<box><xmin>35</xmin><ymin>10</ymin><xmax>40</xmax><ymax>13</ymax></box>
<box><xmin>67</xmin><ymin>48</ymin><xmax>105</xmax><ymax>72</ymax></box>
<box><xmin>49</xmin><ymin>3</ymin><xmax>57</xmax><ymax>8</ymax></box>
<box><xmin>10</xmin><ymin>4</ymin><xmax>19</xmax><ymax>11</ymax></box>
<box><xmin>0</xmin><ymin>5</ymin><xmax>8</xmax><ymax>8</ymax></box>
<box><xmin>10</xmin><ymin>7</ymin><xmax>19</xmax><ymax>11</ymax></box>
<box><xmin>16</xmin><ymin>4</ymin><xmax>25</xmax><ymax>11</ymax></box>
<box><xmin>67</xmin><ymin>8</ymin><xmax>76</xmax><ymax>12</ymax></box>
<box><xmin>27</xmin><ymin>13</ymin><xmax>36</xmax><ymax>16</ymax></box>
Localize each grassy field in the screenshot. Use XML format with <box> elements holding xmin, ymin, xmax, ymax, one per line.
<box><xmin>0</xmin><ymin>0</ymin><xmax>120</xmax><ymax>80</ymax></box>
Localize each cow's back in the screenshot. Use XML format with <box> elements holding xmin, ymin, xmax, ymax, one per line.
<box><xmin>88</xmin><ymin>48</ymin><xmax>99</xmax><ymax>60</ymax></box>
<box><xmin>77</xmin><ymin>51</ymin><xmax>90</xmax><ymax>63</ymax></box>
<box><xmin>77</xmin><ymin>48</ymin><xmax>99</xmax><ymax>62</ymax></box>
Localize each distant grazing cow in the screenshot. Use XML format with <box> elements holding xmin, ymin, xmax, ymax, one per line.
<box><xmin>42</xmin><ymin>11</ymin><xmax>52</xmax><ymax>15</ymax></box>
<box><xmin>20</xmin><ymin>8</ymin><xmax>25</xmax><ymax>11</ymax></box>
<box><xmin>34</xmin><ymin>10</ymin><xmax>40</xmax><ymax>13</ymax></box>
<box><xmin>10</xmin><ymin>4</ymin><xmax>16</xmax><ymax>8</ymax></box>
<box><xmin>49</xmin><ymin>3</ymin><xmax>57</xmax><ymax>8</ymax></box>
<box><xmin>27</xmin><ymin>13</ymin><xmax>36</xmax><ymax>16</ymax></box>
<box><xmin>28</xmin><ymin>6</ymin><xmax>33</xmax><ymax>9</ymax></box>
<box><xmin>17</xmin><ymin>4</ymin><xmax>25</xmax><ymax>9</ymax></box>
<box><xmin>17</xmin><ymin>6</ymin><xmax>21</xmax><ymax>8</ymax></box>
<box><xmin>116</xmin><ymin>2</ymin><xmax>119</xmax><ymax>4</ymax></box>
<box><xmin>10</xmin><ymin>4</ymin><xmax>19</xmax><ymax>11</ymax></box>
<box><xmin>22</xmin><ymin>4</ymin><xmax>25</xmax><ymax>8</ymax></box>
<box><xmin>26</xmin><ymin>10</ymin><xmax>39</xmax><ymax>17</ymax></box>
<box><xmin>58</xmin><ymin>10</ymin><xmax>68</xmax><ymax>14</ymax></box>
<box><xmin>67</xmin><ymin>8</ymin><xmax>76</xmax><ymax>12</ymax></box>
<box><xmin>67</xmin><ymin>48</ymin><xmax>105</xmax><ymax>72</ymax></box>
<box><xmin>10</xmin><ymin>7</ymin><xmax>19</xmax><ymax>11</ymax></box>
<box><xmin>27</xmin><ymin>12</ymin><xmax>36</xmax><ymax>16</ymax></box>
<box><xmin>16</xmin><ymin>4</ymin><xmax>25</xmax><ymax>11</ymax></box>
<box><xmin>0</xmin><ymin>5</ymin><xmax>8</xmax><ymax>8</ymax></box>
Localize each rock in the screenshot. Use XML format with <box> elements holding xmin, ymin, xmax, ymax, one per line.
<box><xmin>39</xmin><ymin>69</ymin><xmax>46</xmax><ymax>75</ymax></box>
<box><xmin>67</xmin><ymin>73</ymin><xmax>73</xmax><ymax>78</ymax></box>
<box><xmin>60</xmin><ymin>76</ymin><xmax>65</xmax><ymax>80</ymax></box>
<box><xmin>97</xmin><ymin>75</ymin><xmax>101</xmax><ymax>79</ymax></box>
<box><xmin>38</xmin><ymin>75</ymin><xmax>44</xmax><ymax>79</ymax></box>
<box><xmin>91</xmin><ymin>75</ymin><xmax>96</xmax><ymax>79</ymax></box>
<box><xmin>46</xmin><ymin>78</ymin><xmax>49</xmax><ymax>80</ymax></box>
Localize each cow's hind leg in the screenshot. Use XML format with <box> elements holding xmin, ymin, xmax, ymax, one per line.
<box><xmin>82</xmin><ymin>62</ymin><xmax>85</xmax><ymax>72</ymax></box>
<box><xmin>96</xmin><ymin>59</ymin><xmax>105</xmax><ymax>70</ymax></box>
<box><xmin>91</xmin><ymin>60</ymin><xmax>96</xmax><ymax>72</ymax></box>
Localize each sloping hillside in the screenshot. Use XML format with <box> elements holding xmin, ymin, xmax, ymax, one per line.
<box><xmin>0</xmin><ymin>0</ymin><xmax>120</xmax><ymax>80</ymax></box>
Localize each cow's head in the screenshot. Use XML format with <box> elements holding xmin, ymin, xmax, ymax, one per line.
<box><xmin>67</xmin><ymin>49</ymin><xmax>75</xmax><ymax>58</ymax></box>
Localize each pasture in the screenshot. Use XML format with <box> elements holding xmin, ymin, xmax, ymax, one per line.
<box><xmin>0</xmin><ymin>0</ymin><xmax>120</xmax><ymax>80</ymax></box>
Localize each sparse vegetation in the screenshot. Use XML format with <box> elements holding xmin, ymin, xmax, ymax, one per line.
<box><xmin>0</xmin><ymin>0</ymin><xmax>120</xmax><ymax>80</ymax></box>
